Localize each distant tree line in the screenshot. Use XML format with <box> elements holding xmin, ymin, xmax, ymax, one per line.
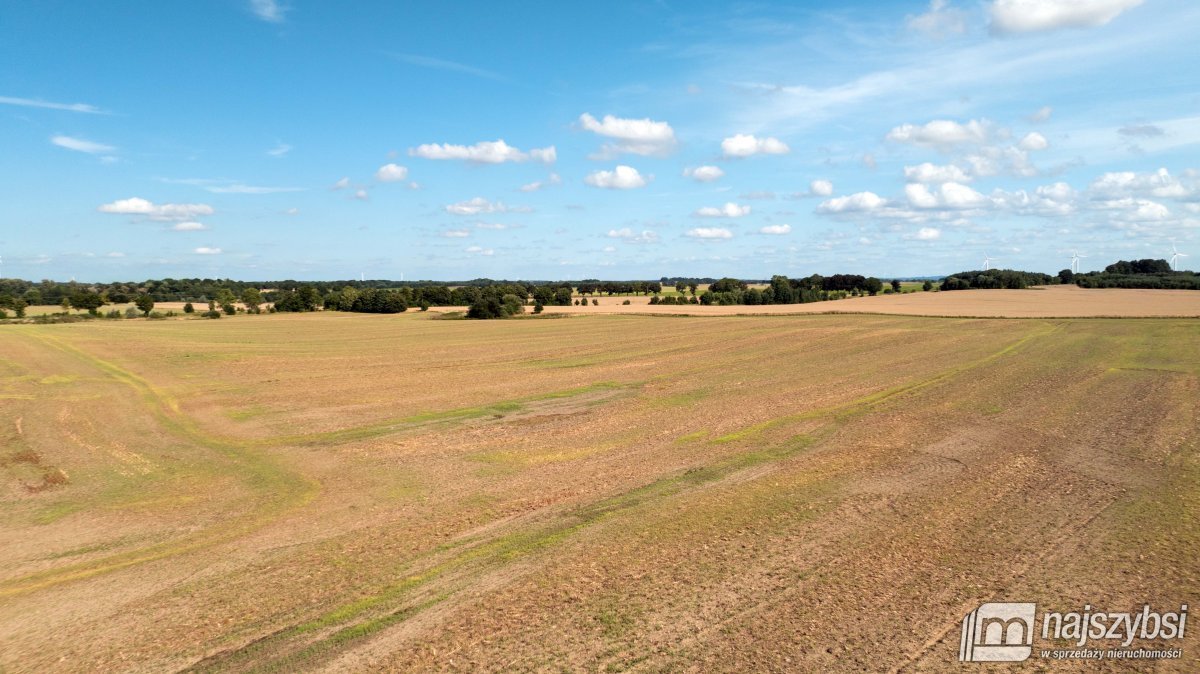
<box><xmin>939</xmin><ymin>269</ymin><xmax>1055</xmax><ymax>290</ymax></box>
<box><xmin>648</xmin><ymin>274</ymin><xmax>882</xmax><ymax>307</ymax></box>
<box><xmin>1068</xmin><ymin>259</ymin><xmax>1200</xmax><ymax>289</ymax></box>
<box><xmin>575</xmin><ymin>280</ymin><xmax>663</xmax><ymax>296</ymax></box>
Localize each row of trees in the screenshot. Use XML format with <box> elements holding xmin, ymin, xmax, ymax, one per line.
<box><xmin>0</xmin><ymin>277</ymin><xmax>677</xmax><ymax>306</ymax></box>
<box><xmin>575</xmin><ymin>280</ymin><xmax>664</xmax><ymax>296</ymax></box>
<box><xmin>670</xmin><ymin>275</ymin><xmax>885</xmax><ymax>307</ymax></box>
<box><xmin>1069</xmin><ymin>259</ymin><xmax>1200</xmax><ymax>289</ymax></box>
<box><xmin>939</xmin><ymin>269</ymin><xmax>1055</xmax><ymax>291</ymax></box>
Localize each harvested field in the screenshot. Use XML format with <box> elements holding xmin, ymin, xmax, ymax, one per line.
<box><xmin>1</xmin><ymin>311</ymin><xmax>1198</xmax><ymax>672</ymax></box>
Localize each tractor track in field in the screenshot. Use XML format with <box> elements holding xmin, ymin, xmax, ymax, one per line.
<box><xmin>0</xmin><ymin>333</ymin><xmax>636</xmax><ymax>598</ymax></box>
<box><xmin>0</xmin><ymin>332</ymin><xmax>320</xmax><ymax>598</ymax></box>
<box><xmin>178</xmin><ymin>322</ymin><xmax>1061</xmax><ymax>673</ymax></box>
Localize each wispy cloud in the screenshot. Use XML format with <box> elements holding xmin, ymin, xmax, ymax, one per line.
<box><xmin>386</xmin><ymin>52</ymin><xmax>505</xmax><ymax>82</ymax></box>
<box><xmin>266</xmin><ymin>142</ymin><xmax>291</xmax><ymax>157</ymax></box>
<box><xmin>0</xmin><ymin>95</ymin><xmax>106</xmax><ymax>114</ymax></box>
<box><xmin>249</xmin><ymin>0</ymin><xmax>287</xmax><ymax>23</ymax></box>
<box><xmin>159</xmin><ymin>177</ymin><xmax>302</xmax><ymax>194</ymax></box>
<box><xmin>51</xmin><ymin>135</ymin><xmax>115</xmax><ymax>154</ymax></box>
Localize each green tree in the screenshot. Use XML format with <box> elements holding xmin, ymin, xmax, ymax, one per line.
<box><xmin>501</xmin><ymin>294</ymin><xmax>525</xmax><ymax>316</ymax></box>
<box><xmin>71</xmin><ymin>291</ymin><xmax>105</xmax><ymax>315</ymax></box>
<box><xmin>709</xmin><ymin>277</ymin><xmax>746</xmax><ymax>293</ymax></box>
<box><xmin>769</xmin><ymin>275</ymin><xmax>794</xmax><ymax>304</ymax></box>
<box><xmin>183</xmin><ymin>302</ymin><xmax>195</xmax><ymax>314</ymax></box>
<box><xmin>241</xmin><ymin>288</ymin><xmax>262</xmax><ymax>313</ymax></box>
<box><xmin>467</xmin><ymin>297</ymin><xmax>505</xmax><ymax>319</ymax></box>
<box><xmin>134</xmin><ymin>294</ymin><xmax>155</xmax><ymax>316</ymax></box>
<box><xmin>864</xmin><ymin>277</ymin><xmax>883</xmax><ymax>296</ymax></box>
<box><xmin>553</xmin><ymin>286</ymin><xmax>573</xmax><ymax>306</ymax></box>
<box><xmin>214</xmin><ymin>287</ymin><xmax>237</xmax><ymax>307</ymax></box>
<box><xmin>891</xmin><ymin>279</ymin><xmax>902</xmax><ymax>292</ymax></box>
<box><xmin>922</xmin><ymin>280</ymin><xmax>933</xmax><ymax>292</ymax></box>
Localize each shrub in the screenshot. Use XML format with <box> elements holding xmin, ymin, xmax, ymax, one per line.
<box><xmin>202</xmin><ymin>310</ymin><xmax>222</xmax><ymax>319</ymax></box>
<box><xmin>222</xmin><ymin>302</ymin><xmax>236</xmax><ymax>315</ymax></box>
<box><xmin>125</xmin><ymin>307</ymin><xmax>140</xmax><ymax>319</ymax></box>
<box><xmin>501</xmin><ymin>294</ymin><xmax>525</xmax><ymax>316</ymax></box>
<box><xmin>467</xmin><ymin>297</ymin><xmax>505</xmax><ymax>319</ymax></box>
<box><xmin>106</xmin><ymin>309</ymin><xmax>122</xmax><ymax>319</ymax></box>
<box><xmin>183</xmin><ymin>302</ymin><xmax>195</xmax><ymax>314</ymax></box>
<box><xmin>622</xmin><ymin>299</ymin><xmax>631</xmax><ymax>305</ymax></box>
<box><xmin>533</xmin><ymin>303</ymin><xmax>544</xmax><ymax>314</ymax></box>
<box><xmin>591</xmin><ymin>299</ymin><xmax>598</xmax><ymax>306</ymax></box>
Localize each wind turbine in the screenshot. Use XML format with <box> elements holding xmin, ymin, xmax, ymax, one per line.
<box><xmin>1070</xmin><ymin>251</ymin><xmax>1086</xmax><ymax>274</ymax></box>
<box><xmin>1170</xmin><ymin>242</ymin><xmax>1188</xmax><ymax>271</ymax></box>
<box><xmin>983</xmin><ymin>255</ymin><xmax>996</xmax><ymax>271</ymax></box>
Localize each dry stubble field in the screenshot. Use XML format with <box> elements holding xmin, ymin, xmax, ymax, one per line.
<box><xmin>1</xmin><ymin>307</ymin><xmax>1198</xmax><ymax>672</ymax></box>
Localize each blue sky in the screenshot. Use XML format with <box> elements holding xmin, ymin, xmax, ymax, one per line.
<box><xmin>2</xmin><ymin>0</ymin><xmax>1197</xmax><ymax>281</ymax></box>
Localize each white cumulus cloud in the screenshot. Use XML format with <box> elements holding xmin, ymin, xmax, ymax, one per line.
<box><xmin>98</xmin><ymin>197</ymin><xmax>214</xmax><ymax>221</ymax></box>
<box><xmin>905</xmin><ymin>182</ymin><xmax>989</xmax><ymax>209</ymax></box>
<box><xmin>579</xmin><ymin>113</ymin><xmax>676</xmax><ymax>157</ymax></box>
<box><xmin>686</xmin><ymin>227</ymin><xmax>734</xmax><ymax>239</ymax></box>
<box><xmin>818</xmin><ymin>191</ymin><xmax>887</xmax><ymax>213</ymax></box>
<box><xmin>809</xmin><ymin>179</ymin><xmax>834</xmax><ymax>196</ymax></box>
<box><xmin>607</xmin><ymin>228</ymin><xmax>659</xmax><ymax>244</ymax></box>
<box><xmin>444</xmin><ymin>197</ymin><xmax>531</xmax><ymax>215</ymax></box>
<box><xmin>760</xmin><ymin>224</ymin><xmax>792</xmax><ymax>235</ymax></box>
<box><xmin>409</xmin><ymin>139</ymin><xmax>556</xmax><ymax>164</ymax></box>
<box><xmin>915</xmin><ymin>227</ymin><xmax>941</xmax><ymax>240</ymax></box>
<box><xmin>171</xmin><ymin>221</ymin><xmax>208</xmax><ymax>232</ymax></box>
<box><xmin>1018</xmin><ymin>131</ymin><xmax>1049</xmax><ymax>151</ymax></box>
<box><xmin>194</xmin><ymin>246</ymin><xmax>222</xmax><ymax>255</ymax></box>
<box><xmin>721</xmin><ymin>134</ymin><xmax>790</xmax><ymax>158</ymax></box>
<box><xmin>683</xmin><ymin>165</ymin><xmax>725</xmax><ymax>182</ymax></box>
<box><xmin>584</xmin><ymin>165</ymin><xmax>649</xmax><ymax>189</ymax></box>
<box><xmin>695</xmin><ymin>202</ymin><xmax>751</xmax><ymax>218</ymax></box>
<box><xmin>886</xmin><ymin>119</ymin><xmax>989</xmax><ymax>149</ymax></box>
<box><xmin>1090</xmin><ymin>168</ymin><xmax>1191</xmax><ymax>199</ymax></box>
<box><xmin>375</xmin><ymin>163</ymin><xmax>409</xmax><ymax>182</ymax></box>
<box><xmin>990</xmin><ymin>0</ymin><xmax>1144</xmax><ymax>34</ymax></box>
<box><xmin>904</xmin><ymin>163</ymin><xmax>972</xmax><ymax>184</ymax></box>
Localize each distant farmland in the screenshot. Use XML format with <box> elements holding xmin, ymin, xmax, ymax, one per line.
<box><xmin>2</xmin><ymin>310</ymin><xmax>1198</xmax><ymax>671</ymax></box>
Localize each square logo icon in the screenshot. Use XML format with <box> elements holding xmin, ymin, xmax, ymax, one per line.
<box><xmin>959</xmin><ymin>602</ymin><xmax>1036</xmax><ymax>662</ymax></box>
